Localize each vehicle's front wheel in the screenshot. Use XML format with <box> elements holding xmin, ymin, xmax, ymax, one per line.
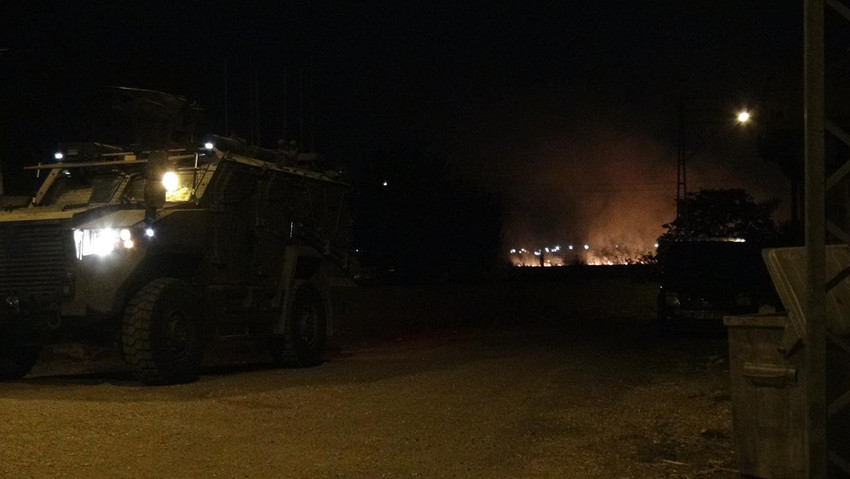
<box><xmin>122</xmin><ymin>278</ymin><xmax>205</xmax><ymax>385</ymax></box>
<box><xmin>268</xmin><ymin>282</ymin><xmax>327</xmax><ymax>367</ymax></box>
<box><xmin>0</xmin><ymin>330</ymin><xmax>41</xmax><ymax>380</ymax></box>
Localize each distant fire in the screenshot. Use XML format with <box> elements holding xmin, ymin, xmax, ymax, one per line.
<box><xmin>509</xmin><ymin>242</ymin><xmax>655</xmax><ymax>267</ymax></box>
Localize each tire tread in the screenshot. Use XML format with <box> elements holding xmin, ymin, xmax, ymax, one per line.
<box><xmin>122</xmin><ymin>278</ymin><xmax>195</xmax><ymax>384</ymax></box>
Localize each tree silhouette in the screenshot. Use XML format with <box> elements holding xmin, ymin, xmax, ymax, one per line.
<box><xmin>659</xmin><ymin>189</ymin><xmax>779</xmax><ymax>249</ymax></box>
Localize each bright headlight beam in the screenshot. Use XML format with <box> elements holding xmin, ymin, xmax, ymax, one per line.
<box><xmin>74</xmin><ymin>227</ymin><xmax>138</xmax><ymax>259</ymax></box>
<box><xmin>93</xmin><ymin>228</ymin><xmax>117</xmax><ymax>257</ymax></box>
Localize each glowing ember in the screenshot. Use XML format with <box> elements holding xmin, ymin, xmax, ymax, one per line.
<box><xmin>509</xmin><ymin>242</ymin><xmax>655</xmax><ymax>267</ymax></box>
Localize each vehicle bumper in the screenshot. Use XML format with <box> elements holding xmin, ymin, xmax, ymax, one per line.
<box><xmin>0</xmin><ymin>291</ymin><xmax>61</xmax><ymax>330</ymax></box>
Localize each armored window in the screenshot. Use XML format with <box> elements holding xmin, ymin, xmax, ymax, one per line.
<box><xmin>41</xmin><ymin>171</ymin><xmax>123</xmax><ymax>207</ymax></box>
<box><xmin>124</xmin><ymin>169</ymin><xmax>211</xmax><ymax>204</ymax></box>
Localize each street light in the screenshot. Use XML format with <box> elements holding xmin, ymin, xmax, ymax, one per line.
<box><xmin>677</xmin><ymin>105</ymin><xmax>753</xmax><ymax>220</ymax></box>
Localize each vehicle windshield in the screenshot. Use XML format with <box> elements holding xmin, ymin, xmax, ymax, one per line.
<box><xmin>38</xmin><ymin>156</ymin><xmax>216</xmax><ymax>207</ymax></box>
<box><xmin>39</xmin><ymin>169</ymin><xmax>126</xmax><ymax>207</ymax></box>
<box><xmin>124</xmin><ymin>168</ymin><xmax>213</xmax><ymax>204</ymax></box>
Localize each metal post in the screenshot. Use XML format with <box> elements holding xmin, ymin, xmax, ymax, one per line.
<box><xmin>803</xmin><ymin>0</ymin><xmax>827</xmax><ymax>476</ymax></box>
<box><xmin>224</xmin><ymin>58</ymin><xmax>229</xmax><ymax>137</ymax></box>
<box><xmin>677</xmin><ymin>99</ymin><xmax>686</xmax><ymax>220</ymax></box>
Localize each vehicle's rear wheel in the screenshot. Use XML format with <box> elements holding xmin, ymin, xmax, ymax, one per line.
<box><xmin>0</xmin><ymin>331</ymin><xmax>41</xmax><ymax>380</ymax></box>
<box><xmin>656</xmin><ymin>292</ymin><xmax>673</xmax><ymax>336</ymax></box>
<box><xmin>122</xmin><ymin>278</ymin><xmax>205</xmax><ymax>385</ymax></box>
<box><xmin>268</xmin><ymin>282</ymin><xmax>327</xmax><ymax>367</ymax></box>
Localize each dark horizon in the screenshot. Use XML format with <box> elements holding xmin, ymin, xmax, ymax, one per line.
<box><xmin>0</xmin><ymin>1</ymin><xmax>806</xmax><ymax>255</ymax></box>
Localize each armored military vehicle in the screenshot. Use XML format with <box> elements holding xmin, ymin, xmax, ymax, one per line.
<box><xmin>0</xmin><ymin>136</ymin><xmax>349</xmax><ymax>384</ymax></box>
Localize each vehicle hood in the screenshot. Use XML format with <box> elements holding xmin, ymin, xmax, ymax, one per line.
<box><xmin>0</xmin><ymin>204</ymin><xmax>145</xmax><ymax>229</ymax></box>
<box><xmin>73</xmin><ymin>208</ymin><xmax>146</xmax><ymax>229</ymax></box>
<box><xmin>0</xmin><ymin>205</ymin><xmax>78</xmax><ymax>222</ymax></box>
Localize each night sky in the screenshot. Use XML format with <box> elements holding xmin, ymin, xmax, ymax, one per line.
<box><xmin>0</xmin><ymin>2</ymin><xmax>806</xmax><ymax>253</ymax></box>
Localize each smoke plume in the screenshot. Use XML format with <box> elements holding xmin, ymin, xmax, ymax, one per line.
<box><xmin>494</xmin><ymin>124</ymin><xmax>789</xmax><ymax>264</ymax></box>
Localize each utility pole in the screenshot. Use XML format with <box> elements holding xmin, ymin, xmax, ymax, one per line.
<box><xmin>801</xmin><ymin>0</ymin><xmax>850</xmax><ymax>476</ymax></box>
<box><xmin>676</xmin><ymin>99</ymin><xmax>686</xmax><ymax>219</ymax></box>
<box><xmin>675</xmin><ymin>101</ymin><xmax>751</xmax><ymax>222</ymax></box>
<box><xmin>803</xmin><ymin>1</ymin><xmax>826</xmax><ymax>476</ymax></box>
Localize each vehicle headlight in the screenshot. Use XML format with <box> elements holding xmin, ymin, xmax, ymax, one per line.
<box><xmin>74</xmin><ymin>228</ymin><xmax>136</xmax><ymax>259</ymax></box>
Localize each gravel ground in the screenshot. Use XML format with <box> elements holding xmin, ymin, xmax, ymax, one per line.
<box><xmin>0</xmin><ymin>278</ymin><xmax>739</xmax><ymax>478</ymax></box>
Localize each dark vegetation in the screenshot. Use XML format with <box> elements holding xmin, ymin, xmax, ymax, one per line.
<box><xmin>657</xmin><ymin>188</ymin><xmax>785</xmax><ymax>256</ymax></box>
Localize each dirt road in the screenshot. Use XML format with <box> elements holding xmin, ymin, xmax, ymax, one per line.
<box><xmin>0</xmin><ymin>313</ymin><xmax>735</xmax><ymax>479</ymax></box>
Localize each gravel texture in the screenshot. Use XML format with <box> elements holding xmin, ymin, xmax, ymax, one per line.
<box><xmin>0</xmin><ymin>279</ymin><xmax>738</xmax><ymax>478</ymax></box>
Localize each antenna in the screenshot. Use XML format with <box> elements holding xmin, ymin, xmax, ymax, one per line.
<box><xmin>283</xmin><ymin>64</ymin><xmax>287</xmax><ymax>142</ymax></box>
<box><xmin>224</xmin><ymin>58</ymin><xmax>229</xmax><ymax>136</ymax></box>
<box><xmin>299</xmin><ymin>68</ymin><xmax>304</xmax><ymax>148</ymax></box>
<box><xmin>248</xmin><ymin>54</ymin><xmax>254</xmax><ymax>145</ymax></box>
<box><xmin>254</xmin><ymin>63</ymin><xmax>260</xmax><ymax>146</ymax></box>
<box><xmin>309</xmin><ymin>57</ymin><xmax>314</xmax><ymax>151</ymax></box>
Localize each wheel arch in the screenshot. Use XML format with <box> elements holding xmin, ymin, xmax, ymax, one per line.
<box><xmin>114</xmin><ymin>253</ymin><xmax>205</xmax><ymax>321</ymax></box>
<box><xmin>273</xmin><ymin>245</ymin><xmax>333</xmax><ymax>337</ymax></box>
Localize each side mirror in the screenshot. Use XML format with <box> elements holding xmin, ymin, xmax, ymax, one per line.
<box><xmin>143</xmin><ymin>181</ymin><xmax>166</xmax><ymax>210</ymax></box>
<box><xmin>144</xmin><ymin>150</ymin><xmax>169</xmax><ymax>215</ymax></box>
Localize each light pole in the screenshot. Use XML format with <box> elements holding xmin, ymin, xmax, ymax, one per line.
<box><xmin>676</xmin><ymin>105</ymin><xmax>753</xmax><ymax>220</ymax></box>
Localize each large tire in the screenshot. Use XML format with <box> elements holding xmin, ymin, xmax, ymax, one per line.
<box><xmin>656</xmin><ymin>292</ymin><xmax>673</xmax><ymax>336</ymax></box>
<box><xmin>122</xmin><ymin>278</ymin><xmax>205</xmax><ymax>385</ymax></box>
<box><xmin>269</xmin><ymin>282</ymin><xmax>327</xmax><ymax>367</ymax></box>
<box><xmin>0</xmin><ymin>334</ymin><xmax>41</xmax><ymax>380</ymax></box>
